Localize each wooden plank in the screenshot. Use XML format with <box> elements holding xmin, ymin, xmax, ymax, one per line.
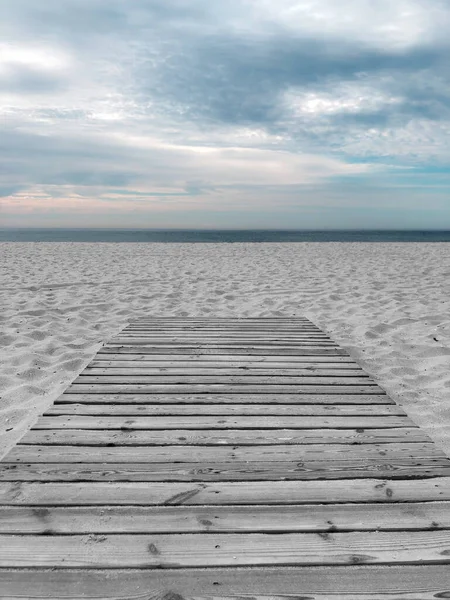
<box><xmin>111</xmin><ymin>330</ymin><xmax>332</xmax><ymax>336</ymax></box>
<box><xmin>20</xmin><ymin>428</ymin><xmax>427</xmax><ymax>447</ymax></box>
<box><xmin>124</xmin><ymin>319</ymin><xmax>323</xmax><ymax>332</ymax></box>
<box><xmin>3</xmin><ymin>565</ymin><xmax>450</xmax><ymax>599</ymax></box>
<box><xmin>2</xmin><ymin>478</ymin><xmax>450</xmax><ymax>505</ymax></box>
<box><xmin>122</xmin><ymin>329</ymin><xmax>326</xmax><ymax>335</ymax></box>
<box><xmin>109</xmin><ymin>340</ymin><xmax>338</xmax><ymax>347</ymax></box>
<box><xmin>2</xmin><ymin>459</ymin><xmax>448</xmax><ymax>482</ymax></box>
<box><xmin>90</xmin><ymin>359</ymin><xmax>360</xmax><ymax>369</ymax></box>
<box><xmin>66</xmin><ymin>384</ymin><xmax>384</xmax><ymax>394</ymax></box>
<box><xmin>114</xmin><ymin>338</ymin><xmax>335</xmax><ymax>344</ymax></box>
<box><xmin>91</xmin><ymin>355</ymin><xmax>357</xmax><ymax>364</ymax></box>
<box><xmin>34</xmin><ymin>415</ymin><xmax>414</xmax><ymax>430</ymax></box>
<box><xmin>124</xmin><ymin>318</ymin><xmax>314</xmax><ymax>323</ymax></box>
<box><xmin>98</xmin><ymin>347</ymin><xmax>348</xmax><ymax>355</ymax></box>
<box><xmin>1</xmin><ymin>566</ymin><xmax>450</xmax><ymax>599</ymax></box>
<box><xmin>84</xmin><ymin>367</ymin><xmax>366</xmax><ymax>376</ymax></box>
<box><xmin>44</xmin><ymin>403</ymin><xmax>408</xmax><ymax>416</ymax></box>
<box><xmin>129</xmin><ymin>322</ymin><xmax>315</xmax><ymax>326</ymax></box>
<box><xmin>130</xmin><ymin>317</ymin><xmax>313</xmax><ymax>322</ymax></box>
<box><xmin>128</xmin><ymin>324</ymin><xmax>316</xmax><ymax>328</ymax></box>
<box><xmin>6</xmin><ymin>442</ymin><xmax>443</xmax><ymax>464</ymax></box>
<box><xmin>55</xmin><ymin>393</ymin><xmax>393</xmax><ymax>404</ymax></box>
<box><xmin>116</xmin><ymin>336</ymin><xmax>336</xmax><ymax>344</ymax></box>
<box><xmin>2</xmin><ymin>502</ymin><xmax>449</xmax><ymax>534</ymax></box>
<box><xmin>1</xmin><ymin>531</ymin><xmax>450</xmax><ymax>568</ymax></box>
<box><xmin>74</xmin><ymin>376</ymin><xmax>372</xmax><ymax>385</ymax></box>
<box><xmin>120</xmin><ymin>328</ymin><xmax>330</xmax><ymax>333</ymax></box>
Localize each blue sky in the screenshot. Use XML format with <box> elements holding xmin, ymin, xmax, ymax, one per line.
<box><xmin>1</xmin><ymin>0</ymin><xmax>450</xmax><ymax>228</ymax></box>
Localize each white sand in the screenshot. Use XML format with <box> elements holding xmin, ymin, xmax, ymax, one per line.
<box><xmin>1</xmin><ymin>242</ymin><xmax>450</xmax><ymax>459</ymax></box>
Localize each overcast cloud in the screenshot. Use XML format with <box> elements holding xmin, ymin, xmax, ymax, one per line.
<box><xmin>1</xmin><ymin>0</ymin><xmax>450</xmax><ymax>228</ymax></box>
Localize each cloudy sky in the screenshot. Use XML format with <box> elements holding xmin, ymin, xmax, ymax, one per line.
<box><xmin>1</xmin><ymin>0</ymin><xmax>450</xmax><ymax>229</ymax></box>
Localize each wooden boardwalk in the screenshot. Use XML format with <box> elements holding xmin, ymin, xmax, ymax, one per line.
<box><xmin>1</xmin><ymin>317</ymin><xmax>450</xmax><ymax>598</ymax></box>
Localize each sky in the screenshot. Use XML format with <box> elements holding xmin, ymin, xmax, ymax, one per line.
<box><xmin>1</xmin><ymin>0</ymin><xmax>450</xmax><ymax>229</ymax></box>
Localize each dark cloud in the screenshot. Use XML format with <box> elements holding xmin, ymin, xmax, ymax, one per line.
<box><xmin>0</xmin><ymin>66</ymin><xmax>67</xmax><ymax>94</ymax></box>
<box><xmin>0</xmin><ymin>0</ymin><xmax>126</xmax><ymax>41</ymax></box>
<box><xmin>130</xmin><ymin>25</ymin><xmax>447</xmax><ymax>126</ymax></box>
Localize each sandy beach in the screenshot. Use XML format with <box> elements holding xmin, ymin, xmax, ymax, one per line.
<box><xmin>1</xmin><ymin>241</ymin><xmax>450</xmax><ymax>460</ymax></box>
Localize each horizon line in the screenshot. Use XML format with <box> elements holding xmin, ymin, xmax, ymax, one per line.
<box><xmin>3</xmin><ymin>227</ymin><xmax>450</xmax><ymax>232</ymax></box>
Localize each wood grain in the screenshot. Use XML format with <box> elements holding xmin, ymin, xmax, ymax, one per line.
<box><xmin>1</xmin><ymin>459</ymin><xmax>448</xmax><ymax>481</ymax></box>
<box><xmin>21</xmin><ymin>428</ymin><xmax>427</xmax><ymax>447</ymax></box>
<box><xmin>44</xmin><ymin>403</ymin><xmax>407</xmax><ymax>416</ymax></box>
<box><xmin>67</xmin><ymin>384</ymin><xmax>385</xmax><ymax>394</ymax></box>
<box><xmin>98</xmin><ymin>346</ymin><xmax>348</xmax><ymax>355</ymax></box>
<box><xmin>9</xmin><ymin>442</ymin><xmax>441</xmax><ymax>464</ymax></box>
<box><xmin>2</xmin><ymin>478</ymin><xmax>450</xmax><ymax>504</ymax></box>
<box><xmin>91</xmin><ymin>355</ymin><xmax>356</xmax><ymax>364</ymax></box>
<box><xmin>2</xmin><ymin>502</ymin><xmax>449</xmax><ymax>534</ymax></box>
<box><xmin>33</xmin><ymin>415</ymin><xmax>415</xmax><ymax>429</ymax></box>
<box><xmin>83</xmin><ymin>367</ymin><xmax>366</xmax><ymax>376</ymax></box>
<box><xmin>2</xmin><ymin>531</ymin><xmax>450</xmax><ymax>568</ymax></box>
<box><xmin>74</xmin><ymin>375</ymin><xmax>372</xmax><ymax>385</ymax></box>
<box><xmin>1</xmin><ymin>566</ymin><xmax>450</xmax><ymax>599</ymax></box>
<box><xmin>56</xmin><ymin>393</ymin><xmax>393</xmax><ymax>404</ymax></box>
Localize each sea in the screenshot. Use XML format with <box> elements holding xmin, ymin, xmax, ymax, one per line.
<box><xmin>1</xmin><ymin>229</ymin><xmax>450</xmax><ymax>243</ymax></box>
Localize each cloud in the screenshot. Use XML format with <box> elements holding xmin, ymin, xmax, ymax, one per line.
<box><xmin>1</xmin><ymin>0</ymin><xmax>450</xmax><ymax>226</ymax></box>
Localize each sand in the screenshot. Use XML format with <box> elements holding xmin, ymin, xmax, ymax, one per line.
<box><xmin>1</xmin><ymin>241</ymin><xmax>450</xmax><ymax>459</ymax></box>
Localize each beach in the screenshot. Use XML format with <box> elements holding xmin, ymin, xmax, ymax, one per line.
<box><xmin>1</xmin><ymin>241</ymin><xmax>450</xmax><ymax>460</ymax></box>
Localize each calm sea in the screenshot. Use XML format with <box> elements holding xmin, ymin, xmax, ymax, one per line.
<box><xmin>1</xmin><ymin>229</ymin><xmax>450</xmax><ymax>243</ymax></box>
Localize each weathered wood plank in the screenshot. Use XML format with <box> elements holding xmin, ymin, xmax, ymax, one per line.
<box><xmin>2</xmin><ymin>502</ymin><xmax>449</xmax><ymax>534</ymax></box>
<box><xmin>125</xmin><ymin>322</ymin><xmax>321</xmax><ymax>326</ymax></box>
<box><xmin>74</xmin><ymin>375</ymin><xmax>372</xmax><ymax>385</ymax></box>
<box><xmin>21</xmin><ymin>428</ymin><xmax>427</xmax><ymax>447</ymax></box>
<box><xmin>91</xmin><ymin>355</ymin><xmax>357</xmax><ymax>364</ymax></box>
<box><xmin>54</xmin><ymin>393</ymin><xmax>393</xmax><ymax>404</ymax></box>
<box><xmin>34</xmin><ymin>415</ymin><xmax>415</xmax><ymax>430</ymax></box>
<box><xmin>2</xmin><ymin>478</ymin><xmax>450</xmax><ymax>505</ymax></box>
<box><xmin>120</xmin><ymin>328</ymin><xmax>330</xmax><ymax>333</ymax></box>
<box><xmin>90</xmin><ymin>361</ymin><xmax>360</xmax><ymax>370</ymax></box>
<box><xmin>98</xmin><ymin>347</ymin><xmax>348</xmax><ymax>355</ymax></box>
<box><xmin>131</xmin><ymin>317</ymin><xmax>312</xmax><ymax>322</ymax></box>
<box><xmin>7</xmin><ymin>442</ymin><xmax>444</xmax><ymax>464</ymax></box>
<box><xmin>116</xmin><ymin>334</ymin><xmax>332</xmax><ymax>340</ymax></box>
<box><xmin>123</xmin><ymin>331</ymin><xmax>327</xmax><ymax>336</ymax></box>
<box><xmin>67</xmin><ymin>384</ymin><xmax>385</xmax><ymax>394</ymax></box>
<box><xmin>1</xmin><ymin>566</ymin><xmax>450</xmax><ymax>599</ymax></box>
<box><xmin>125</xmin><ymin>319</ymin><xmax>317</xmax><ymax>324</ymax></box>
<box><xmin>109</xmin><ymin>340</ymin><xmax>338</xmax><ymax>347</ymax></box>
<box><xmin>130</xmin><ymin>324</ymin><xmax>315</xmax><ymax>328</ymax></box>
<box><xmin>1</xmin><ymin>531</ymin><xmax>450</xmax><ymax>568</ymax></box>
<box><xmin>124</xmin><ymin>322</ymin><xmax>320</xmax><ymax>327</ymax></box>
<box><xmin>44</xmin><ymin>403</ymin><xmax>407</xmax><ymax>416</ymax></box>
<box><xmin>122</xmin><ymin>330</ymin><xmax>326</xmax><ymax>336</ymax></box>
<box><xmin>84</xmin><ymin>367</ymin><xmax>366</xmax><ymax>376</ymax></box>
<box><xmin>2</xmin><ymin>459</ymin><xmax>448</xmax><ymax>482</ymax></box>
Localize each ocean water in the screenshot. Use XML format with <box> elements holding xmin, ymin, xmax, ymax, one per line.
<box><xmin>1</xmin><ymin>229</ymin><xmax>450</xmax><ymax>243</ymax></box>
